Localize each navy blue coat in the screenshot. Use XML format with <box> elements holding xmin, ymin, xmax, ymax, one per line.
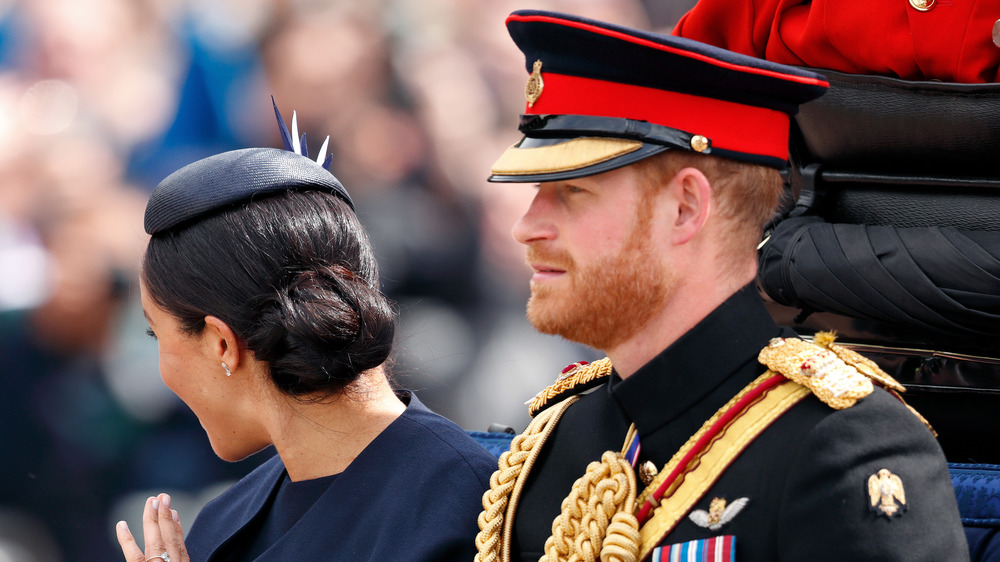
<box><xmin>185</xmin><ymin>393</ymin><xmax>495</xmax><ymax>561</ymax></box>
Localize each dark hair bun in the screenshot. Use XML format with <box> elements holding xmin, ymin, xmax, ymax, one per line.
<box><xmin>246</xmin><ymin>265</ymin><xmax>395</xmax><ymax>395</ymax></box>
<box><xmin>142</xmin><ymin>190</ymin><xmax>396</xmax><ymax>398</ymax></box>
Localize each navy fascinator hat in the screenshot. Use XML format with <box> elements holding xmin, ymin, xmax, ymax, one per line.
<box><xmin>144</xmin><ymin>100</ymin><xmax>354</xmax><ymax>235</ymax></box>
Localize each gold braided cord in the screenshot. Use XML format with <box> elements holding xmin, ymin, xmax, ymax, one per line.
<box><xmin>502</xmin><ymin>397</ymin><xmax>580</xmax><ymax>561</ymax></box>
<box><xmin>601</xmin><ymin>512</ymin><xmax>641</xmax><ymax>562</ymax></box>
<box><xmin>475</xmin><ymin>396</ymin><xmax>579</xmax><ymax>562</ymax></box>
<box><xmin>541</xmin><ymin>450</ymin><xmax>640</xmax><ymax>562</ymax></box>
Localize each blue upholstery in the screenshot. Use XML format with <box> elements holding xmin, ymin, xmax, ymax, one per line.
<box><xmin>951</xmin><ymin>463</ymin><xmax>1000</xmax><ymax>525</ymax></box>
<box><xmin>467</xmin><ymin>431</ymin><xmax>515</xmax><ymax>459</ymax></box>
<box><xmin>950</xmin><ymin>463</ymin><xmax>1000</xmax><ymax>561</ymax></box>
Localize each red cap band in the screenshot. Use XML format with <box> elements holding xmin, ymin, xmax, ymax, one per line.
<box><xmin>526</xmin><ymin>72</ymin><xmax>791</xmax><ymax>162</ymax></box>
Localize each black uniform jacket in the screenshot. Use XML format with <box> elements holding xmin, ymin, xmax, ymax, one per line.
<box><xmin>185</xmin><ymin>392</ymin><xmax>496</xmax><ymax>561</ymax></box>
<box><xmin>511</xmin><ymin>285</ymin><xmax>969</xmax><ymax>561</ymax></box>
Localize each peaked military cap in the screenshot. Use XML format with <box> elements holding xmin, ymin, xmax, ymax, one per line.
<box><xmin>144</xmin><ymin>102</ymin><xmax>353</xmax><ymax>235</ymax></box>
<box><xmin>489</xmin><ymin>10</ymin><xmax>830</xmax><ymax>182</ymax></box>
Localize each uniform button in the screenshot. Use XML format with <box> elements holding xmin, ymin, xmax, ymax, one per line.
<box><xmin>994</xmin><ymin>19</ymin><xmax>1000</xmax><ymax>48</ymax></box>
<box><xmin>908</xmin><ymin>0</ymin><xmax>935</xmax><ymax>11</ymax></box>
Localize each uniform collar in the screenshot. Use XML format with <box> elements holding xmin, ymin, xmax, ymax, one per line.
<box><xmin>608</xmin><ymin>284</ymin><xmax>782</xmax><ymax>436</ymax></box>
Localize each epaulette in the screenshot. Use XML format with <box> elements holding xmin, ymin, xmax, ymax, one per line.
<box><xmin>527</xmin><ymin>358</ymin><xmax>613</xmax><ymax>417</ymax></box>
<box><xmin>758</xmin><ymin>331</ymin><xmax>905</xmax><ymax>410</ymax></box>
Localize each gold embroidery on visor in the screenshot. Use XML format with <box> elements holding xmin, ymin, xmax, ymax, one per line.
<box><xmin>490</xmin><ymin>137</ymin><xmax>643</xmax><ymax>176</ymax></box>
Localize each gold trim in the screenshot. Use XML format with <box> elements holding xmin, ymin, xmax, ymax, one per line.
<box><xmin>759</xmin><ymin>337</ymin><xmax>873</xmax><ymax>409</ymax></box>
<box><xmin>491</xmin><ymin>137</ymin><xmax>643</xmax><ymax>177</ymax></box>
<box><xmin>527</xmin><ymin>358</ymin><xmax>613</xmax><ymax>417</ymax></box>
<box><xmin>634</xmin><ymin>373</ymin><xmax>805</xmax><ymax>510</ymax></box>
<box><xmin>637</xmin><ymin>375</ymin><xmax>810</xmax><ymax>559</ymax></box>
<box><xmin>501</xmin><ymin>397</ymin><xmax>577</xmax><ymax>561</ymax></box>
<box><xmin>474</xmin><ymin>395</ymin><xmax>579</xmax><ymax>562</ymax></box>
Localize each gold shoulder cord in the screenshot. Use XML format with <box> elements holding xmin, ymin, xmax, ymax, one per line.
<box><xmin>475</xmin><ymin>358</ymin><xmax>614</xmax><ymax>562</ymax></box>
<box><xmin>541</xmin><ymin>427</ymin><xmax>642</xmax><ymax>562</ymax></box>
<box><xmin>475</xmin><ymin>395</ymin><xmax>579</xmax><ymax>562</ymax></box>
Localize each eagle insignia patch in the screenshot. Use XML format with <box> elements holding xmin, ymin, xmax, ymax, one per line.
<box><xmin>868</xmin><ymin>469</ymin><xmax>906</xmax><ymax>517</ymax></box>
<box><xmin>689</xmin><ymin>497</ymin><xmax>749</xmax><ymax>530</ymax></box>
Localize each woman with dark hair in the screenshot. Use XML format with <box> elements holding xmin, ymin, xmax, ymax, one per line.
<box><xmin>114</xmin><ymin>109</ymin><xmax>496</xmax><ymax>562</ymax></box>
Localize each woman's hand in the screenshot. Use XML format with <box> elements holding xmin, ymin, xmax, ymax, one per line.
<box><xmin>116</xmin><ymin>493</ymin><xmax>190</xmax><ymax>562</ymax></box>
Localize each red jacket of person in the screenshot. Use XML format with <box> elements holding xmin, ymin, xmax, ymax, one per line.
<box><xmin>673</xmin><ymin>0</ymin><xmax>1000</xmax><ymax>83</ymax></box>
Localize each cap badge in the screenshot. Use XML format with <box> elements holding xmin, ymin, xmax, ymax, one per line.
<box><xmin>688</xmin><ymin>497</ymin><xmax>749</xmax><ymax>530</ymax></box>
<box><xmin>690</xmin><ymin>135</ymin><xmax>710</xmax><ymax>153</ymax></box>
<box><xmin>525</xmin><ymin>59</ymin><xmax>544</xmax><ymax>107</ymax></box>
<box><xmin>868</xmin><ymin>468</ymin><xmax>907</xmax><ymax>518</ymax></box>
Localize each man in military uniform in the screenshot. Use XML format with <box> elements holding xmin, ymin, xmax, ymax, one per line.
<box><xmin>474</xmin><ymin>10</ymin><xmax>969</xmax><ymax>562</ymax></box>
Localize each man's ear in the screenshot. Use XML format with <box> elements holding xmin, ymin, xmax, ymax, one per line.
<box><xmin>666</xmin><ymin>166</ymin><xmax>712</xmax><ymax>245</ymax></box>
<box><xmin>203</xmin><ymin>315</ymin><xmax>241</xmax><ymax>371</ymax></box>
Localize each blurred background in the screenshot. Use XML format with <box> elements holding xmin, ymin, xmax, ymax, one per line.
<box><xmin>0</xmin><ymin>0</ymin><xmax>694</xmax><ymax>559</ymax></box>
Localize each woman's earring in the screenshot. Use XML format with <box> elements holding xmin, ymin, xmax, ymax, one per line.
<box><xmin>221</xmin><ymin>362</ymin><xmax>232</xmax><ymax>377</ymax></box>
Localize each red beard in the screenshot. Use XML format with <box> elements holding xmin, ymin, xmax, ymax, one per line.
<box><xmin>525</xmin><ymin>228</ymin><xmax>669</xmax><ymax>351</ymax></box>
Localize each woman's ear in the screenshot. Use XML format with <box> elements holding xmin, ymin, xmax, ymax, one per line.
<box><xmin>203</xmin><ymin>315</ymin><xmax>241</xmax><ymax>372</ymax></box>
<box><xmin>665</xmin><ymin>166</ymin><xmax>712</xmax><ymax>245</ymax></box>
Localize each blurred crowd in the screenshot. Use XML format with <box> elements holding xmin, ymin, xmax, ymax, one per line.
<box><xmin>0</xmin><ymin>0</ymin><xmax>692</xmax><ymax>559</ymax></box>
